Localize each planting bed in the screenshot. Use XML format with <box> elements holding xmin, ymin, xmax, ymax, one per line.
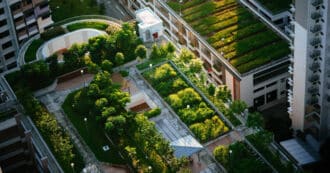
<box><xmin>167</xmin><ymin>0</ymin><xmax>290</xmax><ymax>73</ymax></box>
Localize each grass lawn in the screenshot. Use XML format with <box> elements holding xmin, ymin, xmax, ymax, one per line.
<box><xmin>50</xmin><ymin>0</ymin><xmax>104</xmax><ymax>22</ymax></box>
<box><xmin>25</xmin><ymin>39</ymin><xmax>44</xmax><ymax>63</ymax></box>
<box><xmin>256</xmin><ymin>0</ymin><xmax>291</xmax><ymax>13</ymax></box>
<box><xmin>62</xmin><ymin>91</ymin><xmax>126</xmax><ymax>164</ymax></box>
<box><xmin>66</xmin><ymin>21</ymin><xmax>109</xmax><ymax>32</ymax></box>
<box><xmin>136</xmin><ymin>57</ymin><xmax>168</xmax><ymax>70</ymax></box>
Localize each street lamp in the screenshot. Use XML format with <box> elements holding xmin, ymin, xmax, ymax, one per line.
<box><xmin>148</xmin><ymin>166</ymin><xmax>152</xmax><ymax>173</ymax></box>
<box><xmin>186</xmin><ymin>104</ymin><xmax>190</xmax><ymax>109</ymax></box>
<box><xmin>80</xmin><ymin>69</ymin><xmax>86</xmax><ymax>87</ymax></box>
<box><xmin>149</xmin><ymin>63</ymin><xmax>153</xmax><ymax>69</ymax></box>
<box><xmin>70</xmin><ymin>162</ymin><xmax>75</xmax><ymax>173</ymax></box>
<box><xmin>229</xmin><ymin>150</ymin><xmax>232</xmax><ymax>171</ymax></box>
<box><xmin>179</xmin><ymin>0</ymin><xmax>183</xmax><ymax>16</ymax></box>
<box><xmin>84</xmin><ymin>117</ymin><xmax>88</xmax><ymax>132</ymax></box>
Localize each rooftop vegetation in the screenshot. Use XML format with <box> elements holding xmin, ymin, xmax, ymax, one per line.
<box><xmin>143</xmin><ymin>61</ymin><xmax>229</xmax><ymax>143</ymax></box>
<box><xmin>256</xmin><ymin>0</ymin><xmax>292</xmax><ymax>14</ymax></box>
<box><xmin>167</xmin><ymin>0</ymin><xmax>290</xmax><ymax>73</ymax></box>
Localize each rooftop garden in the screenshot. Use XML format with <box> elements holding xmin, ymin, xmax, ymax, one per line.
<box><xmin>213</xmin><ymin>141</ymin><xmax>272</xmax><ymax>173</ymax></box>
<box><xmin>167</xmin><ymin>0</ymin><xmax>290</xmax><ymax>74</ymax></box>
<box><xmin>256</xmin><ymin>0</ymin><xmax>292</xmax><ymax>14</ymax></box>
<box><xmin>143</xmin><ymin>61</ymin><xmax>229</xmax><ymax>143</ymax></box>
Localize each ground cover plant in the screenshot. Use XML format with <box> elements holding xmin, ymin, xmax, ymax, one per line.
<box><xmin>66</xmin><ymin>21</ymin><xmax>109</xmax><ymax>32</ymax></box>
<box><xmin>167</xmin><ymin>0</ymin><xmax>290</xmax><ymax>73</ymax></box>
<box><xmin>143</xmin><ymin>62</ymin><xmax>229</xmax><ymax>143</ymax></box>
<box><xmin>213</xmin><ymin>141</ymin><xmax>272</xmax><ymax>173</ymax></box>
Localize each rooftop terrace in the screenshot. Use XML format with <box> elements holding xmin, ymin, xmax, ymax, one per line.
<box><xmin>167</xmin><ymin>0</ymin><xmax>290</xmax><ymax>74</ymax></box>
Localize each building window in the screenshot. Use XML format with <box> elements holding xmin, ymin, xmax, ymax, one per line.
<box><xmin>266</xmin><ymin>90</ymin><xmax>278</xmax><ymax>103</ymax></box>
<box><xmin>7</xmin><ymin>62</ymin><xmax>17</xmax><ymax>70</ymax></box>
<box><xmin>0</xmin><ymin>30</ymin><xmax>9</xmax><ymax>39</ymax></box>
<box><xmin>2</xmin><ymin>41</ymin><xmax>12</xmax><ymax>49</ymax></box>
<box><xmin>266</xmin><ymin>81</ymin><xmax>277</xmax><ymax>88</ymax></box>
<box><xmin>253</xmin><ymin>87</ymin><xmax>264</xmax><ymax>93</ymax></box>
<box><xmin>0</xmin><ymin>8</ymin><xmax>4</xmax><ymax>15</ymax></box>
<box><xmin>4</xmin><ymin>51</ymin><xmax>15</xmax><ymax>60</ymax></box>
<box><xmin>0</xmin><ymin>19</ymin><xmax>7</xmax><ymax>27</ymax></box>
<box><xmin>254</xmin><ymin>95</ymin><xmax>265</xmax><ymax>107</ymax></box>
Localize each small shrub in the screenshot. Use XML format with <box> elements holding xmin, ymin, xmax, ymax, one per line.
<box><xmin>119</xmin><ymin>70</ymin><xmax>129</xmax><ymax>77</ymax></box>
<box><xmin>41</xmin><ymin>26</ymin><xmax>65</xmax><ymax>41</ymax></box>
<box><xmin>145</xmin><ymin>108</ymin><xmax>162</xmax><ymax>118</ymax></box>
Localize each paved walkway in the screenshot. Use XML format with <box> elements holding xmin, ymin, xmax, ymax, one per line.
<box><xmin>129</xmin><ymin>67</ymin><xmax>224</xmax><ymax>173</ymax></box>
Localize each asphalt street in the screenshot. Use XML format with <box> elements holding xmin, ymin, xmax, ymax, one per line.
<box><xmin>98</xmin><ymin>0</ymin><xmax>132</xmax><ymax>21</ymax></box>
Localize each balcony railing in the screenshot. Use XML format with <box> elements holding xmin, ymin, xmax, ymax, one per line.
<box><xmin>310</xmin><ymin>24</ymin><xmax>322</xmax><ymax>33</ymax></box>
<box><xmin>311</xmin><ymin>12</ymin><xmax>323</xmax><ymax>20</ymax></box>
<box><xmin>309</xmin><ymin>74</ymin><xmax>320</xmax><ymax>83</ymax></box>
<box><xmin>312</xmin><ymin>0</ymin><xmax>323</xmax><ymax>7</ymax></box>
<box><xmin>309</xmin><ymin>62</ymin><xmax>320</xmax><ymax>71</ymax></box>
<box><xmin>310</xmin><ymin>37</ymin><xmax>322</xmax><ymax>46</ymax></box>
<box><xmin>310</xmin><ymin>50</ymin><xmax>321</xmax><ymax>59</ymax></box>
<box><xmin>308</xmin><ymin>86</ymin><xmax>319</xmax><ymax>94</ymax></box>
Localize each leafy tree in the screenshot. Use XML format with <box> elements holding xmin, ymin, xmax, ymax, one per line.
<box><xmin>101</xmin><ymin>59</ymin><xmax>113</xmax><ymax>72</ymax></box>
<box><xmin>115</xmin><ymin>23</ymin><xmax>140</xmax><ymax>60</ymax></box>
<box><xmin>216</xmin><ymin>85</ymin><xmax>232</xmax><ymax>102</ymax></box>
<box><xmin>230</xmin><ymin>100</ymin><xmax>247</xmax><ymax>114</ymax></box>
<box><xmin>150</xmin><ymin>44</ymin><xmax>162</xmax><ymax>59</ymax></box>
<box><xmin>246</xmin><ymin>112</ymin><xmax>264</xmax><ymax>128</ymax></box>
<box><xmin>189</xmin><ymin>58</ymin><xmax>203</xmax><ymax>74</ymax></box>
<box><xmin>213</xmin><ymin>145</ymin><xmax>229</xmax><ymax>166</ymax></box>
<box><xmin>166</xmin><ymin>42</ymin><xmax>176</xmax><ymax>54</ymax></box>
<box><xmin>152</xmin><ymin>64</ymin><xmax>177</xmax><ymax>81</ymax></box>
<box><xmin>135</xmin><ymin>45</ymin><xmax>147</xmax><ymax>59</ymax></box>
<box><xmin>179</xmin><ymin>48</ymin><xmax>195</xmax><ymax>63</ymax></box>
<box><xmin>115</xmin><ymin>52</ymin><xmax>125</xmax><ymax>65</ymax></box>
<box><xmin>208</xmin><ymin>84</ymin><xmax>216</xmax><ymax>97</ymax></box>
<box><xmin>105</xmin><ymin>24</ymin><xmax>121</xmax><ymax>35</ymax></box>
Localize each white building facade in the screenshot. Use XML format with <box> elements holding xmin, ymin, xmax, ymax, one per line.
<box><xmin>290</xmin><ymin>0</ymin><xmax>330</xmax><ymax>140</ymax></box>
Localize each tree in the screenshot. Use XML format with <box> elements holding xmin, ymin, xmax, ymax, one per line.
<box><xmin>135</xmin><ymin>45</ymin><xmax>147</xmax><ymax>59</ymax></box>
<box><xmin>150</xmin><ymin>44</ymin><xmax>161</xmax><ymax>59</ymax></box>
<box><xmin>213</xmin><ymin>146</ymin><xmax>229</xmax><ymax>166</ymax></box>
<box><xmin>115</xmin><ymin>52</ymin><xmax>125</xmax><ymax>65</ymax></box>
<box><xmin>189</xmin><ymin>58</ymin><xmax>203</xmax><ymax>74</ymax></box>
<box><xmin>230</xmin><ymin>100</ymin><xmax>247</xmax><ymax>114</ymax></box>
<box><xmin>105</xmin><ymin>24</ymin><xmax>121</xmax><ymax>35</ymax></box>
<box><xmin>216</xmin><ymin>85</ymin><xmax>232</xmax><ymax>102</ymax></box>
<box><xmin>246</xmin><ymin>112</ymin><xmax>264</xmax><ymax>128</ymax></box>
<box><xmin>179</xmin><ymin>48</ymin><xmax>195</xmax><ymax>63</ymax></box>
<box><xmin>101</xmin><ymin>59</ymin><xmax>113</xmax><ymax>72</ymax></box>
<box><xmin>166</xmin><ymin>42</ymin><xmax>176</xmax><ymax>54</ymax></box>
<box><xmin>208</xmin><ymin>84</ymin><xmax>216</xmax><ymax>102</ymax></box>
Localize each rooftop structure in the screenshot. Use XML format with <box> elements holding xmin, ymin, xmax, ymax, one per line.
<box><xmin>135</xmin><ymin>8</ymin><xmax>163</xmax><ymax>42</ymax></box>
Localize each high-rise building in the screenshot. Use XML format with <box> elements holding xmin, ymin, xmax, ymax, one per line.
<box><xmin>290</xmin><ymin>0</ymin><xmax>329</xmax><ymax>140</ymax></box>
<box><xmin>0</xmin><ymin>0</ymin><xmax>53</xmax><ymax>73</ymax></box>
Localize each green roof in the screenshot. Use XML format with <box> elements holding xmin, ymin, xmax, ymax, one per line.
<box><xmin>167</xmin><ymin>0</ymin><xmax>290</xmax><ymax>74</ymax></box>
<box><xmin>256</xmin><ymin>0</ymin><xmax>292</xmax><ymax>14</ymax></box>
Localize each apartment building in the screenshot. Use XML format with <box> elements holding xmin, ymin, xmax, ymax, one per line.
<box><xmin>0</xmin><ymin>0</ymin><xmax>53</xmax><ymax>73</ymax></box>
<box><xmin>0</xmin><ymin>113</ymin><xmax>49</xmax><ymax>173</ymax></box>
<box><xmin>290</xmin><ymin>0</ymin><xmax>330</xmax><ymax>140</ymax></box>
<box><xmin>120</xmin><ymin>0</ymin><xmax>291</xmax><ymax>109</ymax></box>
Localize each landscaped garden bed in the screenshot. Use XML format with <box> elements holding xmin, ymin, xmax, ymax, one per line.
<box><xmin>246</xmin><ymin>130</ymin><xmax>296</xmax><ymax>173</ymax></box>
<box><xmin>213</xmin><ymin>141</ymin><xmax>272</xmax><ymax>173</ymax></box>
<box><xmin>167</xmin><ymin>0</ymin><xmax>290</xmax><ymax>73</ymax></box>
<box><xmin>25</xmin><ymin>39</ymin><xmax>45</xmax><ymax>63</ymax></box>
<box><xmin>143</xmin><ymin>62</ymin><xmax>229</xmax><ymax>143</ymax></box>
<box><xmin>66</xmin><ymin>21</ymin><xmax>109</xmax><ymax>32</ymax></box>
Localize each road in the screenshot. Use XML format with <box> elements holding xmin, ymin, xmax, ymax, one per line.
<box><xmin>98</xmin><ymin>0</ymin><xmax>132</xmax><ymax>21</ymax></box>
